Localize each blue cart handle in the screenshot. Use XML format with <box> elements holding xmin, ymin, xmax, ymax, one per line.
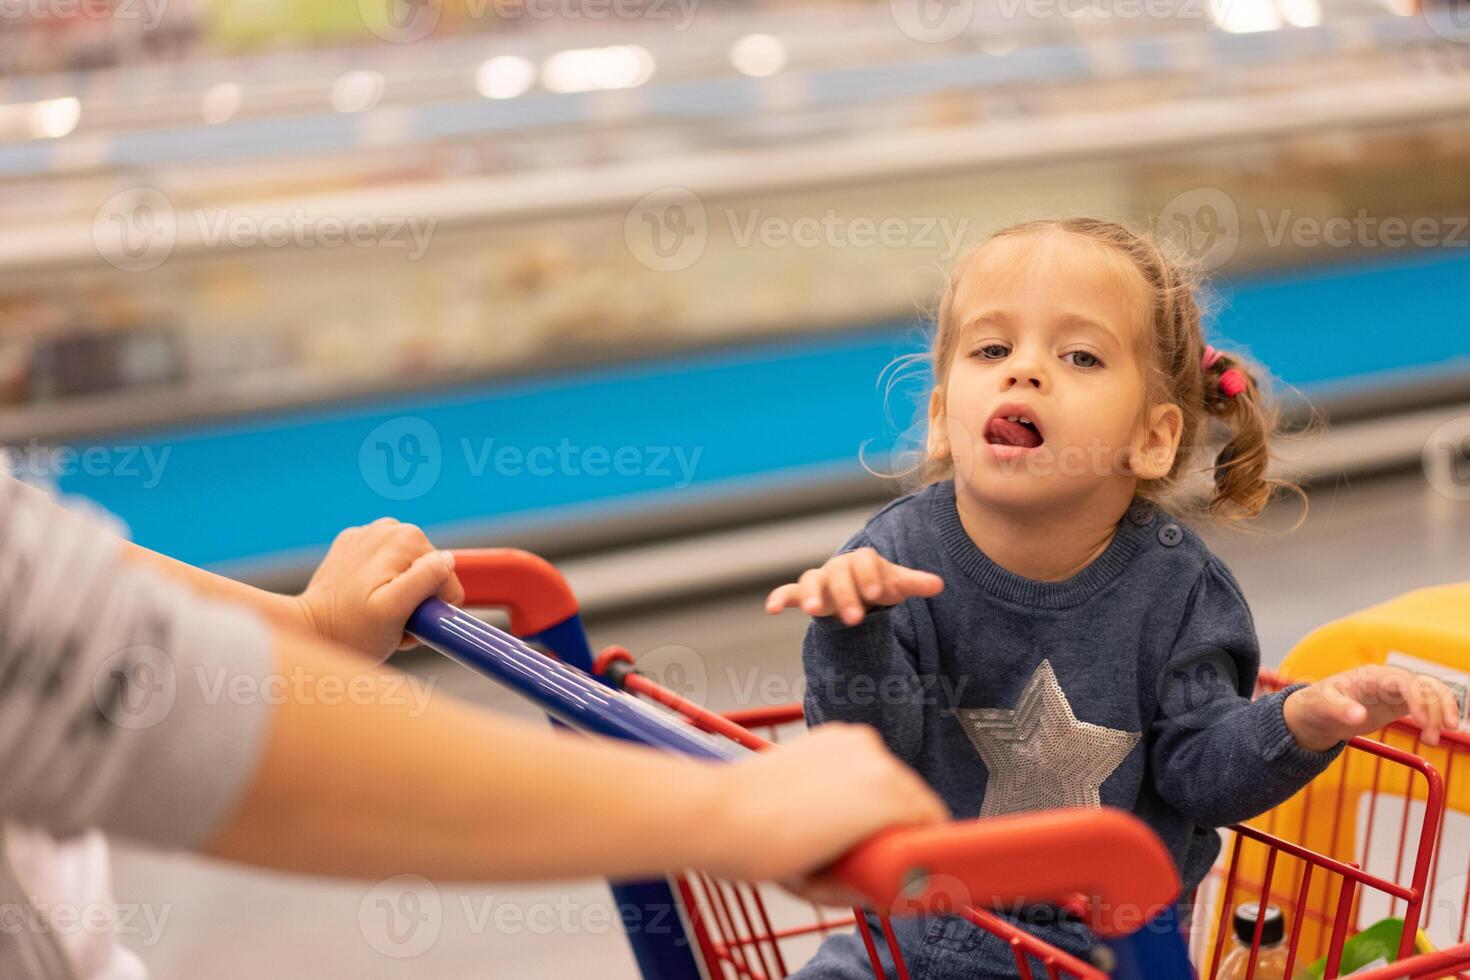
<box><xmin>408</xmin><ymin>597</ymin><xmax>740</xmax><ymax>761</ymax></box>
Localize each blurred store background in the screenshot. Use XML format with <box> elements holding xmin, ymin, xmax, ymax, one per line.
<box><xmin>2</xmin><ymin>0</ymin><xmax>1468</xmax><ymax>584</ymax></box>
<box><xmin>2</xmin><ymin>0</ymin><xmax>1470</xmax><ymax>976</ymax></box>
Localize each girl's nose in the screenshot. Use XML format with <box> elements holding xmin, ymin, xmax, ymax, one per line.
<box><xmin>1004</xmin><ymin>357</ymin><xmax>1047</xmax><ymax>390</ymax></box>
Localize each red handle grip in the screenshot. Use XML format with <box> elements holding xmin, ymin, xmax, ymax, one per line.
<box><xmin>694</xmin><ymin>703</ymin><xmax>1179</xmax><ymax>931</ymax></box>
<box><xmin>832</xmin><ymin>807</ymin><xmax>1181</xmax><ymax>938</ymax></box>
<box><xmin>451</xmin><ymin>548</ymin><xmax>580</xmax><ymax>637</ymax></box>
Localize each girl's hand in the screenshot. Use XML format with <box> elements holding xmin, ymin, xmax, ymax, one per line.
<box><xmin>715</xmin><ymin>722</ymin><xmax>948</xmax><ymax>890</ymax></box>
<box><xmin>1283</xmin><ymin>664</ymin><xmax>1463</xmax><ymax>750</ymax></box>
<box><xmin>295</xmin><ymin>517</ymin><xmax>465</xmax><ymax>663</ymax></box>
<box><xmin>765</xmin><ymin>548</ymin><xmax>945</xmax><ymax>626</ymax></box>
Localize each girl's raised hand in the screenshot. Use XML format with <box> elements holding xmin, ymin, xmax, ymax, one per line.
<box><xmin>765</xmin><ymin>547</ymin><xmax>945</xmax><ymax>626</ymax></box>
<box><xmin>1283</xmin><ymin>664</ymin><xmax>1463</xmax><ymax>750</ymax></box>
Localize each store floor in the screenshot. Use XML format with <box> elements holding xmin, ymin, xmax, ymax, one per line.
<box><xmin>111</xmin><ymin>471</ymin><xmax>1470</xmax><ymax>979</ymax></box>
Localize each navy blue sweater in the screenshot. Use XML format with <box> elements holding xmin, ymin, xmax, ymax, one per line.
<box><xmin>796</xmin><ymin>480</ymin><xmax>1344</xmax><ymax>978</ymax></box>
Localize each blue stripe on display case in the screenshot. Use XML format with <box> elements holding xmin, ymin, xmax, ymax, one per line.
<box><xmin>45</xmin><ymin>248</ymin><xmax>1470</xmax><ymax>569</ymax></box>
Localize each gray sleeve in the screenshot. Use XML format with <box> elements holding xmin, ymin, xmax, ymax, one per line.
<box><xmin>1149</xmin><ymin>559</ymin><xmax>1344</xmax><ymax>827</ymax></box>
<box><xmin>803</xmin><ymin>606</ymin><xmax>927</xmax><ymax>769</ymax></box>
<box><xmin>0</xmin><ymin>475</ymin><xmax>275</xmax><ymax>850</ymax></box>
<box><xmin>801</xmin><ymin>529</ymin><xmax>931</xmax><ymax>768</ymax></box>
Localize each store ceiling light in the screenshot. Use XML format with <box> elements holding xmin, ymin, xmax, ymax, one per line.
<box><xmin>1276</xmin><ymin>0</ymin><xmax>1322</xmax><ymax>26</ymax></box>
<box><xmin>541</xmin><ymin>46</ymin><xmax>655</xmax><ymax>94</ymax></box>
<box><xmin>202</xmin><ymin>83</ymin><xmax>242</xmax><ymax>125</ymax></box>
<box><xmin>30</xmin><ymin>97</ymin><xmax>80</xmax><ymax>139</ymax></box>
<box><xmin>476</xmin><ymin>56</ymin><xmax>535</xmax><ymax>99</ymax></box>
<box><xmin>332</xmin><ymin>70</ymin><xmax>386</xmax><ymax>113</ymax></box>
<box><xmin>730</xmin><ymin>34</ymin><xmax>787</xmax><ymax>78</ymax></box>
<box><xmin>1208</xmin><ymin>0</ymin><xmax>1282</xmax><ymax>31</ymax></box>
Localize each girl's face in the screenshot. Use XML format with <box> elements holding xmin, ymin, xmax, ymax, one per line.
<box><xmin>931</xmin><ymin>230</ymin><xmax>1183</xmax><ymax>515</ymax></box>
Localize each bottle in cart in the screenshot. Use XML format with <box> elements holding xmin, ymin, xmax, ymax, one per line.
<box><xmin>1218</xmin><ymin>902</ymin><xmax>1289</xmax><ymax>980</ymax></box>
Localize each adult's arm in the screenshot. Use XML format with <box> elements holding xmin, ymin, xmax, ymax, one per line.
<box><xmin>0</xmin><ymin>475</ymin><xmax>945</xmax><ymax>883</ymax></box>
<box><xmin>203</xmin><ymin>625</ymin><xmax>940</xmax><ymax>883</ymax></box>
<box><xmin>120</xmin><ymin>543</ymin><xmax>308</xmax><ymax>633</ymax></box>
<box><xmin>122</xmin><ymin>515</ymin><xmax>466</xmax><ymax>662</ymax></box>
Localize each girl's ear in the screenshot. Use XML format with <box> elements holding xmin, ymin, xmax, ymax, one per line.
<box><xmin>1131</xmin><ymin>402</ymin><xmax>1184</xmax><ymax>480</ymax></box>
<box><xmin>927</xmin><ymin>388</ymin><xmax>951</xmax><ymax>462</ymax></box>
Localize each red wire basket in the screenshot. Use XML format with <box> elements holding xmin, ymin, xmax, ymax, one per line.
<box><xmin>594</xmin><ymin>647</ymin><xmax>1470</xmax><ymax>980</ymax></box>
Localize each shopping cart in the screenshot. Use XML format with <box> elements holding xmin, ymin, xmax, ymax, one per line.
<box><xmin>406</xmin><ymin>548</ymin><xmax>1470</xmax><ymax>980</ymax></box>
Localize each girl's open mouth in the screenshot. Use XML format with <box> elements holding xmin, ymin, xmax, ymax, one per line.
<box><xmin>985</xmin><ymin>410</ymin><xmax>1045</xmax><ymax>450</ymax></box>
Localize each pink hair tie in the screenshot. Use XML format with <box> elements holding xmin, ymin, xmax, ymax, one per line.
<box><xmin>1218</xmin><ymin>368</ymin><xmax>1248</xmax><ymax>399</ymax></box>
<box><xmin>1201</xmin><ymin>345</ymin><xmax>1224</xmax><ymax>371</ymax></box>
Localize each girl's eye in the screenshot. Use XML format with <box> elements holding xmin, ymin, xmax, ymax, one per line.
<box><xmin>1064</xmin><ymin>350</ymin><xmax>1102</xmax><ymax>369</ymax></box>
<box><xmin>973</xmin><ymin>343</ymin><xmax>1010</xmax><ymax>360</ymax></box>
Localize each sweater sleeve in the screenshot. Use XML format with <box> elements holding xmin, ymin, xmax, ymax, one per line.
<box><xmin>803</xmin><ymin>608</ymin><xmax>926</xmax><ymax>768</ymax></box>
<box><xmin>1148</xmin><ymin>558</ymin><xmax>1345</xmax><ymax>828</ymax></box>
<box><xmin>0</xmin><ymin>474</ymin><xmax>275</xmax><ymax>850</ymax></box>
<box><xmin>801</xmin><ymin>534</ymin><xmax>927</xmax><ymax>768</ymax></box>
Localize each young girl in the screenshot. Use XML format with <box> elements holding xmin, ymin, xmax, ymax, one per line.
<box><xmin>766</xmin><ymin>218</ymin><xmax>1461</xmax><ymax>978</ymax></box>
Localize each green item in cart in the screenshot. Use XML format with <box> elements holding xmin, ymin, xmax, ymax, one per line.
<box><xmin>1297</xmin><ymin>917</ymin><xmax>1435</xmax><ymax>978</ymax></box>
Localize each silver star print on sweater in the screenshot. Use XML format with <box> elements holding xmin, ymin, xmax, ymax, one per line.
<box><xmin>957</xmin><ymin>659</ymin><xmax>1141</xmax><ymax>818</ymax></box>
